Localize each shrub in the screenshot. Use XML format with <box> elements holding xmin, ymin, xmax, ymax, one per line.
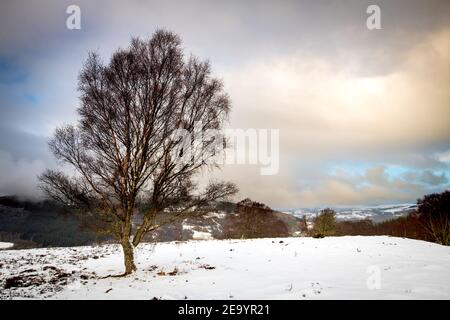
<box><xmin>312</xmin><ymin>208</ymin><xmax>336</xmax><ymax>237</ymax></box>
<box><xmin>312</xmin><ymin>233</ymin><xmax>325</xmax><ymax>239</ymax></box>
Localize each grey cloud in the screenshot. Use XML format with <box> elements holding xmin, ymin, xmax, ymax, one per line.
<box><xmin>0</xmin><ymin>127</ymin><xmax>54</xmax><ymax>198</ymax></box>
<box><xmin>0</xmin><ymin>126</ymin><xmax>52</xmax><ymax>163</ymax></box>
<box><xmin>0</xmin><ymin>150</ymin><xmax>46</xmax><ymax>198</ymax></box>
<box><xmin>420</xmin><ymin>170</ymin><xmax>448</xmax><ymax>186</ymax></box>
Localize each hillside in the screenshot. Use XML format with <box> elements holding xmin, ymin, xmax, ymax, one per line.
<box><xmin>0</xmin><ymin>197</ymin><xmax>302</xmax><ymax>247</ymax></box>
<box><xmin>0</xmin><ymin>196</ymin><xmax>104</xmax><ymax>248</ymax></box>
<box><xmin>1</xmin><ymin>236</ymin><xmax>449</xmax><ymax>299</ymax></box>
<box><xmin>281</xmin><ymin>204</ymin><xmax>417</xmax><ymax>223</ymax></box>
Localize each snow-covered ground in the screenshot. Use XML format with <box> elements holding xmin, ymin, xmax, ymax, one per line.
<box><xmin>0</xmin><ymin>242</ymin><xmax>14</xmax><ymax>250</ymax></box>
<box><xmin>1</xmin><ymin>236</ymin><xmax>449</xmax><ymax>299</ymax></box>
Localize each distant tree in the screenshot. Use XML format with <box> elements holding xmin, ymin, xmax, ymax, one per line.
<box><xmin>416</xmin><ymin>190</ymin><xmax>450</xmax><ymax>245</ymax></box>
<box><xmin>39</xmin><ymin>29</ymin><xmax>237</xmax><ymax>275</ymax></box>
<box><xmin>222</xmin><ymin>198</ymin><xmax>289</xmax><ymax>239</ymax></box>
<box><xmin>312</xmin><ymin>208</ymin><xmax>336</xmax><ymax>238</ymax></box>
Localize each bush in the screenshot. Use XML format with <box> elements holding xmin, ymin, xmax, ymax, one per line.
<box><xmin>312</xmin><ymin>233</ymin><xmax>325</xmax><ymax>239</ymax></box>
<box><xmin>312</xmin><ymin>208</ymin><xmax>336</xmax><ymax>237</ymax></box>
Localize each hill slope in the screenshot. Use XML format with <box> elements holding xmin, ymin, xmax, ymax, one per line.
<box><xmin>281</xmin><ymin>203</ymin><xmax>417</xmax><ymax>223</ymax></box>
<box><xmin>0</xmin><ymin>197</ymin><xmax>302</xmax><ymax>247</ymax></box>
<box><xmin>1</xmin><ymin>236</ymin><xmax>449</xmax><ymax>299</ymax></box>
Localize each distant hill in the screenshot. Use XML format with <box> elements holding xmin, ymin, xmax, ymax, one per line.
<box><xmin>280</xmin><ymin>203</ymin><xmax>417</xmax><ymax>223</ymax></box>
<box><xmin>0</xmin><ymin>196</ymin><xmax>104</xmax><ymax>248</ymax></box>
<box><xmin>0</xmin><ymin>196</ymin><xmax>302</xmax><ymax>248</ymax></box>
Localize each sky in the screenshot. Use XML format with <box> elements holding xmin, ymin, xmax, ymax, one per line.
<box><xmin>0</xmin><ymin>0</ymin><xmax>449</xmax><ymax>207</ymax></box>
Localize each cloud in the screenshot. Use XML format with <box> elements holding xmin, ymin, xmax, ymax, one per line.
<box><xmin>211</xmin><ymin>160</ymin><xmax>449</xmax><ymax>207</ymax></box>
<box><xmin>224</xmin><ymin>27</ymin><xmax>450</xmax><ymax>154</ymax></box>
<box><xmin>0</xmin><ymin>126</ymin><xmax>51</xmax><ymax>161</ymax></box>
<box><xmin>0</xmin><ymin>0</ymin><xmax>449</xmax><ymax>205</ymax></box>
<box><xmin>212</xmin><ymin>27</ymin><xmax>450</xmax><ymax>206</ymax></box>
<box><xmin>0</xmin><ymin>150</ymin><xmax>46</xmax><ymax>199</ymax></box>
<box><xmin>419</xmin><ymin>171</ymin><xmax>448</xmax><ymax>186</ymax></box>
<box><xmin>0</xmin><ymin>127</ymin><xmax>54</xmax><ymax>198</ymax></box>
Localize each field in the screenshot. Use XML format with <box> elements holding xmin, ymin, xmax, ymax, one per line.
<box><xmin>1</xmin><ymin>236</ymin><xmax>450</xmax><ymax>299</ymax></box>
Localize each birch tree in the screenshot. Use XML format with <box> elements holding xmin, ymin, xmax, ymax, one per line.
<box><xmin>39</xmin><ymin>29</ymin><xmax>237</xmax><ymax>274</ymax></box>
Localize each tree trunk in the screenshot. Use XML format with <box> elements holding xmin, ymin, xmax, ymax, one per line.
<box><xmin>121</xmin><ymin>238</ymin><xmax>136</xmax><ymax>275</ymax></box>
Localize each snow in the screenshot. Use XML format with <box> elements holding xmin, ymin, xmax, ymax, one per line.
<box><xmin>204</xmin><ymin>212</ymin><xmax>227</xmax><ymax>219</ymax></box>
<box><xmin>191</xmin><ymin>231</ymin><xmax>213</xmax><ymax>240</ymax></box>
<box><xmin>182</xmin><ymin>224</ymin><xmax>213</xmax><ymax>240</ymax></box>
<box><xmin>0</xmin><ymin>242</ymin><xmax>14</xmax><ymax>250</ymax></box>
<box><xmin>281</xmin><ymin>203</ymin><xmax>417</xmax><ymax>222</ymax></box>
<box><xmin>1</xmin><ymin>236</ymin><xmax>450</xmax><ymax>299</ymax></box>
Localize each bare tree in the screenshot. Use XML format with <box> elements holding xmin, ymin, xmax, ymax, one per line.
<box><xmin>39</xmin><ymin>29</ymin><xmax>237</xmax><ymax>275</ymax></box>
<box><xmin>416</xmin><ymin>190</ymin><xmax>450</xmax><ymax>245</ymax></box>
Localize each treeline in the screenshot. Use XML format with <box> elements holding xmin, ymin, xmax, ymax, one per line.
<box><xmin>311</xmin><ymin>190</ymin><xmax>449</xmax><ymax>245</ymax></box>
<box><xmin>335</xmin><ymin>216</ymin><xmax>429</xmax><ymax>241</ymax></box>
